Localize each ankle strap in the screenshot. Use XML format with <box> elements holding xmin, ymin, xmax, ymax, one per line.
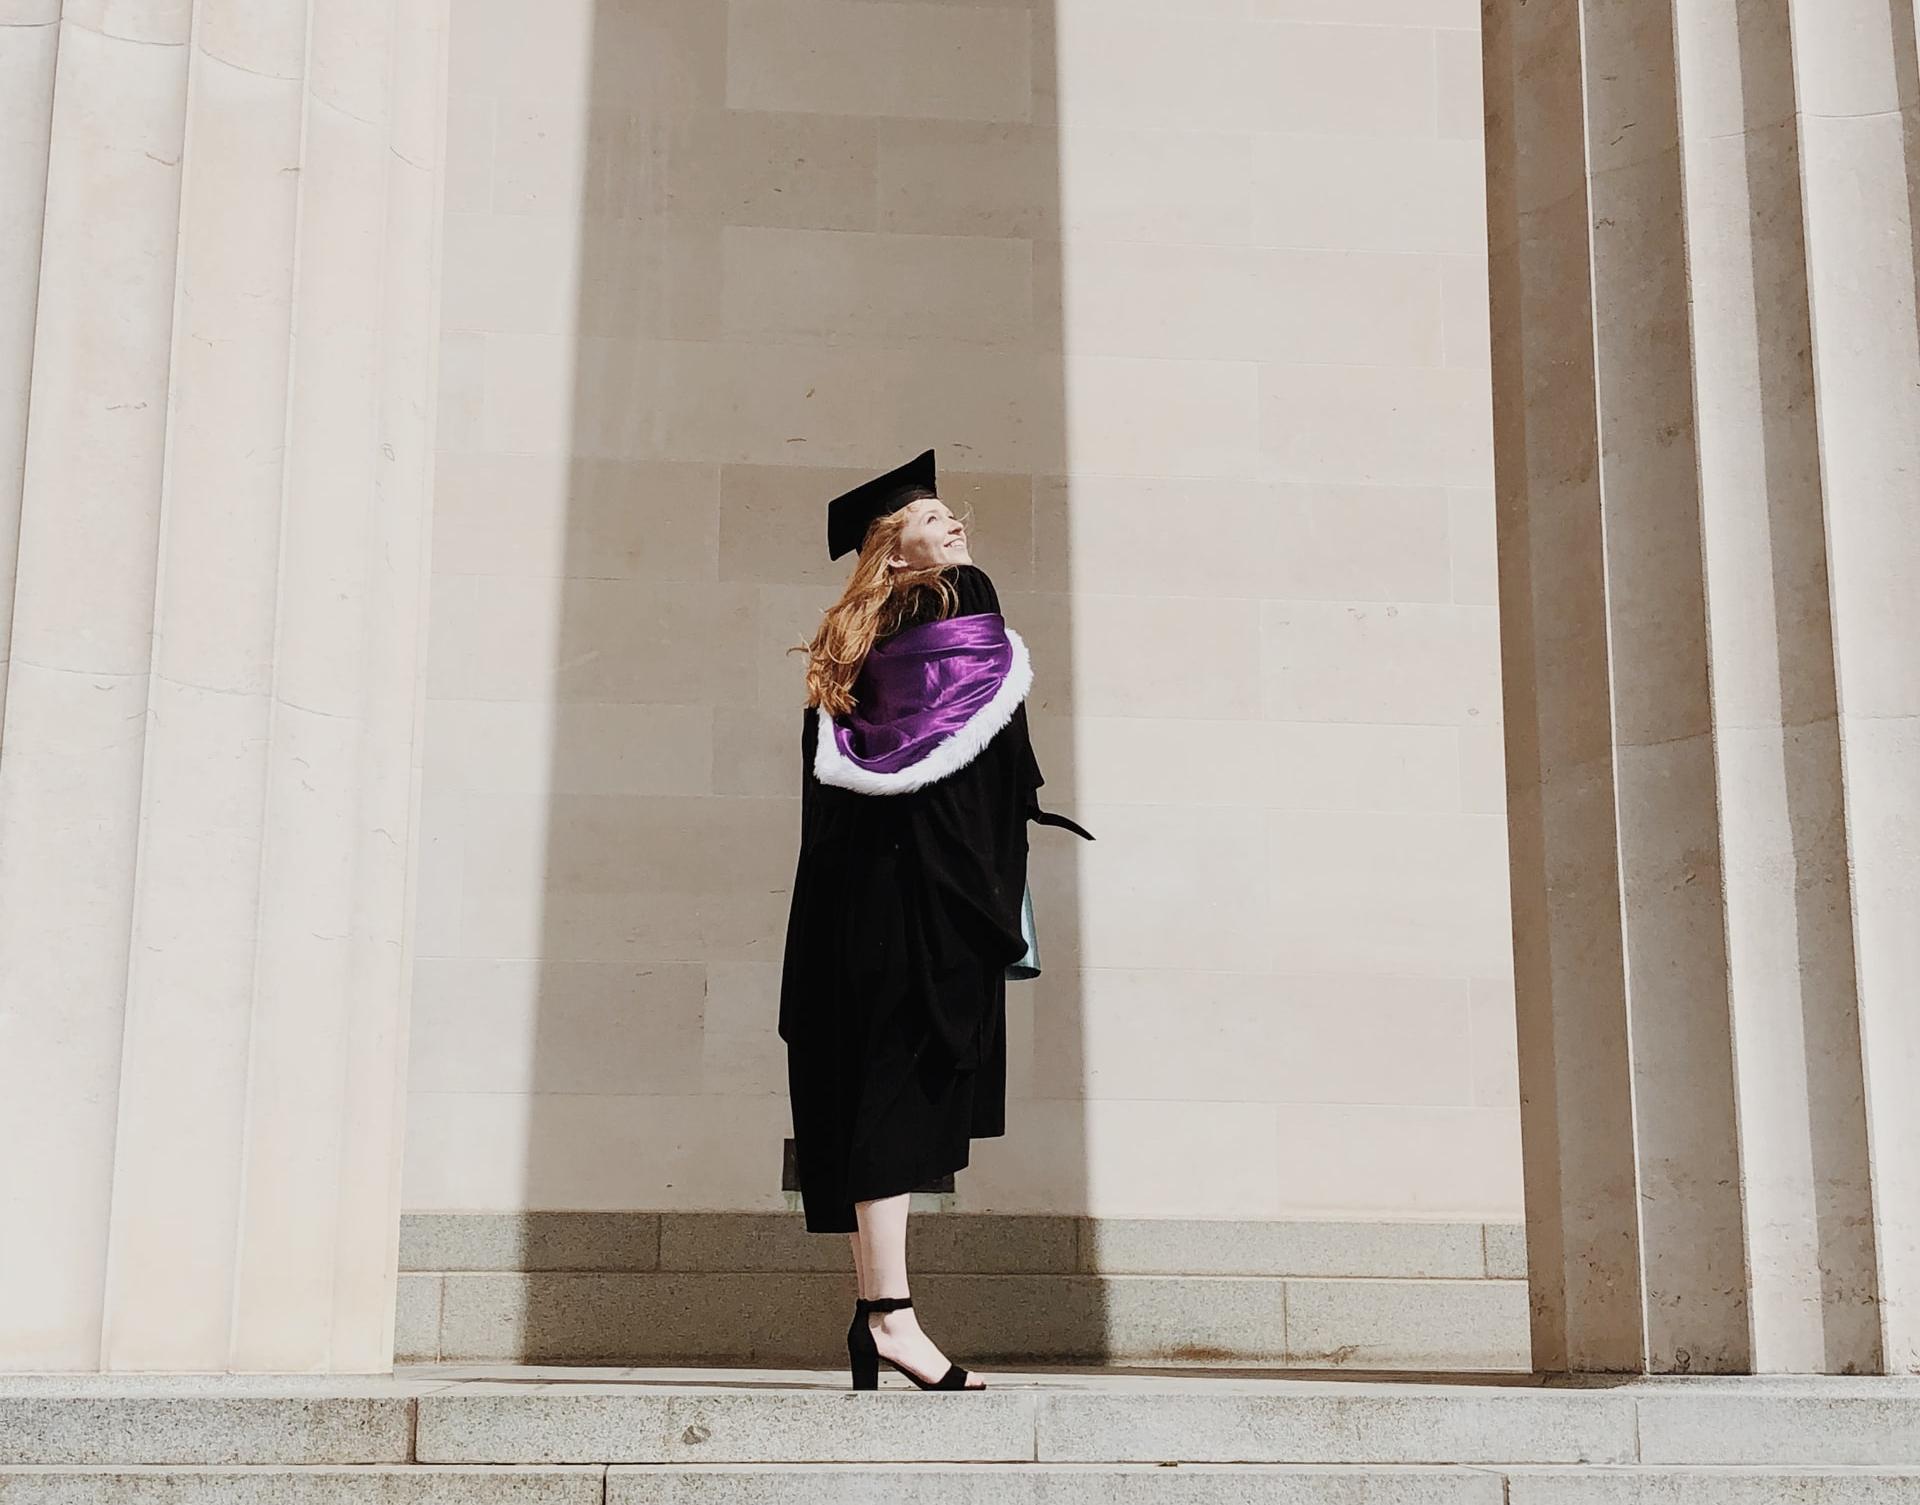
<box><xmin>859</xmin><ymin>1295</ymin><xmax>913</xmax><ymax>1312</ymax></box>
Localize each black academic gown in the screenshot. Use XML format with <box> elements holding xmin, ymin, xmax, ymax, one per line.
<box><xmin>778</xmin><ymin>563</ymin><xmax>1069</xmax><ymax>1233</ymax></box>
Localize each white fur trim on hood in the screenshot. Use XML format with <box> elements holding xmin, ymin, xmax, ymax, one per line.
<box><xmin>812</xmin><ymin>625</ymin><xmax>1032</xmax><ymax>795</ymax></box>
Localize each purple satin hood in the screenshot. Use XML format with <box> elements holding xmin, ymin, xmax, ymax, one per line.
<box><xmin>813</xmin><ymin>611</ymin><xmax>1032</xmax><ymax>794</ymax></box>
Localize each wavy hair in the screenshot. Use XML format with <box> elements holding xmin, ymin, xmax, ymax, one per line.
<box><xmin>791</xmin><ymin>489</ymin><xmax>973</xmax><ymax>715</ymax></box>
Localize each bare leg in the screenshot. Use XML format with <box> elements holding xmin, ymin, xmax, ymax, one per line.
<box><xmin>847</xmin><ymin>1230</ymin><xmax>865</xmax><ymax>1296</ymax></box>
<box><xmin>852</xmin><ymin>1191</ymin><xmax>986</xmax><ymax>1387</ymax></box>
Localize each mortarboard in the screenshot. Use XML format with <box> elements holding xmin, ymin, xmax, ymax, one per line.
<box><xmin>825</xmin><ymin>448</ymin><xmax>937</xmax><ymax>559</ymax></box>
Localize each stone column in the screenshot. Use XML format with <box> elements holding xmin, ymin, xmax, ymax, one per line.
<box><xmin>0</xmin><ymin>0</ymin><xmax>449</xmax><ymax>1373</ymax></box>
<box><xmin>1484</xmin><ymin>0</ymin><xmax>1920</xmax><ymax>1374</ymax></box>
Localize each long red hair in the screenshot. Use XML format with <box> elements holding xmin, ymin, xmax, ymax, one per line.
<box><xmin>791</xmin><ymin>491</ymin><xmax>974</xmax><ymax>715</ymax></box>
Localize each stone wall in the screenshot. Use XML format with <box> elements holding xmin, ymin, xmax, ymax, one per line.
<box><xmin>403</xmin><ymin>0</ymin><xmax>1519</xmax><ymax>1221</ymax></box>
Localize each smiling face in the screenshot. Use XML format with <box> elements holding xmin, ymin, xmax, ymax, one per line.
<box><xmin>887</xmin><ymin>494</ymin><xmax>972</xmax><ymax>571</ymax></box>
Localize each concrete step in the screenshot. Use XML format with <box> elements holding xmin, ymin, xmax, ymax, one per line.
<box><xmin>4</xmin><ymin>1369</ymin><xmax>1920</xmax><ymax>1487</ymax></box>
<box><xmin>0</xmin><ymin>1467</ymin><xmax>601</xmax><ymax>1502</ymax></box>
<box><xmin>3</xmin><ymin>1464</ymin><xmax>1920</xmax><ymax>1503</ymax></box>
<box><xmin>394</xmin><ymin>1212</ymin><xmax>1532</xmax><ymax>1372</ymax></box>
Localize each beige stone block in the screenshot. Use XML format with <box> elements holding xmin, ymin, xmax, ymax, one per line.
<box><xmin>1266</xmin><ymin>810</ymin><xmax>1513</xmax><ymax>978</ymax></box>
<box><xmin>1636</xmin><ymin>1389</ymin><xmax>1920</xmax><ymax>1466</ymax></box>
<box><xmin>701</xmin><ymin>961</ymin><xmax>787</xmax><ymax>1098</ymax></box>
<box><xmin>1272</xmin><ymin>1104</ymin><xmax>1525</xmax><ymax>1217</ymax></box>
<box><xmin>404</xmin><ymin>1092</ymin><xmax>794</xmax><ymax>1212</ymax></box>
<box><xmin>1507</xmin><ymin>1467</ymin><xmax>1920</xmax><ymax>1502</ymax></box>
<box><xmin>442</xmin><ymin>90</ymin><xmax>491</xmax><ymax>215</ymax></box>
<box><xmin>1051</xmin><ymin>241</ymin><xmax>1443</xmax><ymax>366</ymax></box>
<box><xmin>1470</xmin><ymin>977</ymin><xmax>1519</xmax><ymax>1108</ymax></box>
<box><xmin>1287</xmin><ymin>1277</ymin><xmax>1530</xmax><ymax>1370</ymax></box>
<box><xmin>1050</xmin><ymin>124</ymin><xmax>1253</xmax><ymax>244</ymax></box>
<box><xmin>751</xmin><ymin>583</ymin><xmax>839</xmax><ymax>713</ymax></box>
<box><xmin>720</xmin><ymin>462</ymin><xmax>1032</xmax><ymax>590</ymax></box>
<box><xmin>1270</xmin><ymin>722</ymin><xmax>1465</xmax><ymax>813</ymax></box>
<box><xmin>1458</xmin><ymin>724</ymin><xmax>1507</xmax><ymax>815</ymax></box>
<box><xmin>440</xmin><ymin>212</ymin><xmax>577</xmax><ymax>336</ymax></box>
<box><xmin>1098</xmin><ymin>1095</ymin><xmax>1280</xmax><ymax>1215</ymax></box>
<box><xmin>1442</xmin><ymin>254</ymin><xmax>1493</xmax><ymax>367</ymax></box>
<box><xmin>411</xmin><ymin>782</ymin><xmax>466</xmax><ymax>961</ymax></box>
<box><xmin>726</xmin><ymin>0</ymin><xmax>1030</xmax><ymax>122</ymax></box>
<box><xmin>1254</xmin><ymin>0</ymin><xmax>1479</xmax><ymax>23</ymax></box>
<box><xmin>483</xmin><ymin>333</ymin><xmax>1059</xmax><ymax>471</ymax></box>
<box><xmin>1449</xmin><ymin>487</ymin><xmax>1498</xmax><ymax>605</ymax></box>
<box><xmin>1253</xmin><ymin>133</ymin><xmax>1487</xmax><ymax>254</ymax></box>
<box><xmin>1042</xmin><ymin>6</ymin><xmax>1265</xmax><ymax>131</ymax></box>
<box><xmin>1483</xmin><ymin>1221</ymin><xmax>1528</xmax><ymax>1279</ymax></box>
<box><xmin>1032</xmin><ymin>803</ymin><xmax>1271</xmax><ymax>973</ymax></box>
<box><xmin>1060</xmin><ymin>716</ymin><xmax>1459</xmax><ymax>814</ymax></box>
<box><xmin>1016</xmin><ymin>591</ymin><xmax>1265</xmax><ymax>721</ymax></box>
<box><xmin>402</xmin><ymin>1211</ymin><xmax>661</xmax><ymax>1273</ymax></box>
<box><xmin>432</xmin><ymin>454</ymin><xmax>720</xmax><ymax>583</ymax></box>
<box><xmin>1022</xmin><ymin>712</ymin><xmax>1257</xmax><ymax>809</ymax></box>
<box><xmin>968</xmin><ymin>1099</ymin><xmax>1283</xmax><ymax>1219</ymax></box>
<box><xmin>1259</xmin><ymin>363</ymin><xmax>1493</xmax><ymax>486</ymax></box>
<box><xmin>712</xmin><ymin>704</ymin><xmax>803</xmax><ymax>799</ymax></box>
<box><xmin>433</xmin><ymin>330</ymin><xmax>486</xmax><ymax>454</ymax></box>
<box><xmin>430</xmin><ymin>576</ymin><xmax>758</xmax><ymax>706</ymax></box>
<box><xmin>1037</xmin><ymin>477</ymin><xmax>1454</xmax><ymax>604</ymax></box>
<box><xmin>1437</xmin><ymin>27</ymin><xmax>1486</xmax><ymax>141</ymax></box>
<box><xmin>874</xmin><ymin>118</ymin><xmax>1059</xmax><ymax>239</ymax></box>
<box><xmin>1082</xmin><ymin>1218</ymin><xmax>1487</xmax><ymax>1278</ymax></box>
<box><xmin>394</xmin><ymin>1275</ymin><xmax>443</xmax><ymax>1363</ymax></box>
<box><xmin>1004</xmin><ymin>984</ymin><xmax>1039</xmax><ymax>1103</ymax></box>
<box><xmin>956</xmin><ymin>1100</ymin><xmax>1081</xmax><ymax>1214</ymax></box>
<box><xmin>878</xmin><ymin>121</ymin><xmax>1256</xmax><ymax>244</ymax></box>
<box><xmin>450</xmin><ymin>0</ymin><xmax>722</xmax><ymax>107</ymax></box>
<box><xmin>697</xmin><ymin>110</ymin><xmax>884</xmax><ymax>231</ymax></box>
<box><xmin>579</xmin><ymin>217</ymin><xmax>726</xmax><ymax>341</ymax></box>
<box><xmin>491</xmin><ymin>103</ymin><xmax>877</xmax><ymax>230</ymax></box>
<box><xmin>448</xmin><ymin>215</ymin><xmax>726</xmax><ymax>345</ymax></box>
<box><xmin>1044</xmin><ymin>6</ymin><xmax>1436</xmax><ymax>136</ymax></box>
<box><xmin>424</xmin><ymin>700</ymin><xmax>712</xmax><ymax>800</ymax></box>
<box><xmin>721</xmin><ymin>225</ymin><xmax>1033</xmax><ymax>350</ymax></box>
<box><xmin>1062</xmin><ymin>355</ymin><xmax>1260</xmax><ymax>478</ymax></box>
<box><xmin>1247</xmin><ymin>21</ymin><xmax>1438</xmax><ymax>138</ymax></box>
<box><xmin>1262</xmin><ymin>600</ymin><xmax>1503</xmax><ymax>725</ymax></box>
<box><xmin>407</xmin><ymin>957</ymin><xmax>706</xmax><ymax>1095</ymax></box>
<box><xmin>1031</xmin><ymin>969</ymin><xmax>1474</xmax><ymax>1107</ymax></box>
<box><xmin>457</xmin><ymin>791</ymin><xmax>795</xmax><ymax>965</ymax></box>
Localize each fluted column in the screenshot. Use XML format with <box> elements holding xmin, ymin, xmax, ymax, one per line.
<box><xmin>0</xmin><ymin>0</ymin><xmax>449</xmax><ymax>1373</ymax></box>
<box><xmin>1485</xmin><ymin>0</ymin><xmax>1920</xmax><ymax>1375</ymax></box>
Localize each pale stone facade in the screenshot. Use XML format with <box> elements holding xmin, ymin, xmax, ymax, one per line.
<box><xmin>1</xmin><ymin>0</ymin><xmax>1916</xmax><ymax>1381</ymax></box>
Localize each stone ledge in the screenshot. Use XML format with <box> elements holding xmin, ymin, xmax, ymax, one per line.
<box><xmin>399</xmin><ymin>1269</ymin><xmax>1529</xmax><ymax>1370</ymax></box>
<box><xmin>603</xmin><ymin>1461</ymin><xmax>1507</xmax><ymax>1503</ymax></box>
<box><xmin>0</xmin><ymin>1394</ymin><xmax>413</xmax><ymax>1467</ymax></box>
<box><xmin>5</xmin><ymin>1372</ymin><xmax>1920</xmax><ymax>1480</ymax></box>
<box><xmin>7</xmin><ymin>1462</ymin><xmax>1919</xmax><ymax>1504</ymax></box>
<box><xmin>399</xmin><ymin>1212</ymin><xmax>1526</xmax><ymax>1279</ymax></box>
<box><xmin>1502</xmin><ymin>1467</ymin><xmax>1920</xmax><ymax>1503</ymax></box>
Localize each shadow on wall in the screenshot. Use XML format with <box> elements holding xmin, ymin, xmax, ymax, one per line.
<box><xmin>516</xmin><ymin>0</ymin><xmax>1087</xmax><ymax>1303</ymax></box>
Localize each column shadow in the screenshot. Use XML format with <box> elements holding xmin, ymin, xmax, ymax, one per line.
<box><xmin>516</xmin><ymin>0</ymin><xmax>1092</xmax><ymax>1360</ymax></box>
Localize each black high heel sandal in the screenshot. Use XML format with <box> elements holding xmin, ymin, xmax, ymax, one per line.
<box><xmin>846</xmin><ymin>1295</ymin><xmax>984</xmax><ymax>1391</ymax></box>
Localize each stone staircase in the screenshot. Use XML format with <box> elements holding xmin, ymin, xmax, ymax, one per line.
<box><xmin>4</xmin><ymin>1366</ymin><xmax>1920</xmax><ymax>1501</ymax></box>
<box><xmin>395</xmin><ymin>1212</ymin><xmax>1532</xmax><ymax>1370</ymax></box>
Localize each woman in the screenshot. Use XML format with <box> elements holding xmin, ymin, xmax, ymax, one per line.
<box><xmin>779</xmin><ymin>448</ymin><xmax>1092</xmax><ymax>1392</ymax></box>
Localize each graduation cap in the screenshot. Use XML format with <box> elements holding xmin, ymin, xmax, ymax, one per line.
<box><xmin>825</xmin><ymin>448</ymin><xmax>937</xmax><ymax>559</ymax></box>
